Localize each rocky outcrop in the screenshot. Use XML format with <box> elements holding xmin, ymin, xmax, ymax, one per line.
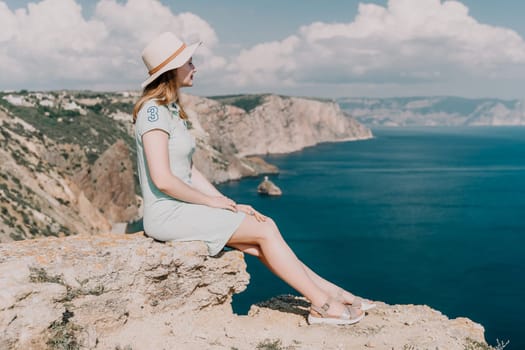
<box><xmin>184</xmin><ymin>94</ymin><xmax>372</xmax><ymax>183</ymax></box>
<box><xmin>0</xmin><ymin>234</ymin><xmax>491</xmax><ymax>350</ymax></box>
<box><xmin>0</xmin><ymin>233</ymin><xmax>248</xmax><ymax>349</ymax></box>
<box><xmin>108</xmin><ymin>91</ymin><xmax>370</xmax><ymax>184</ymax></box>
<box><xmin>257</xmin><ymin>176</ymin><xmax>282</xmax><ymax>196</ymax></box>
<box><xmin>0</xmin><ymin>108</ymin><xmax>111</xmax><ymax>242</ymax></box>
<box><xmin>0</xmin><ymin>91</ymin><xmax>142</xmax><ymax>242</ymax></box>
<box><xmin>73</xmin><ymin>140</ymin><xmax>140</xmax><ymax>223</ymax></box>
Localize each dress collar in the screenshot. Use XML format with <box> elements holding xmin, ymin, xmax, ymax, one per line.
<box><xmin>168</xmin><ymin>102</ymin><xmax>189</xmax><ymax>128</ymax></box>
<box><xmin>168</xmin><ymin>102</ymin><xmax>179</xmax><ymax>114</ymax></box>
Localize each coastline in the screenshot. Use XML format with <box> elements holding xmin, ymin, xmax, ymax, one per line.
<box><xmin>221</xmin><ymin>127</ymin><xmax>524</xmax><ymax>348</ymax></box>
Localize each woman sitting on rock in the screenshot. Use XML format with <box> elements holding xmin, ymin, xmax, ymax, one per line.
<box><xmin>133</xmin><ymin>32</ymin><xmax>375</xmax><ymax>325</ymax></box>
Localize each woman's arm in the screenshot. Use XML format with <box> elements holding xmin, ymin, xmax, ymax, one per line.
<box><xmin>191</xmin><ymin>165</ymin><xmax>223</xmax><ymax>197</ymax></box>
<box><xmin>143</xmin><ymin>130</ymin><xmax>236</xmax><ymax>211</ymax></box>
<box><xmin>192</xmin><ymin>164</ymin><xmax>268</xmax><ymax>221</ymax></box>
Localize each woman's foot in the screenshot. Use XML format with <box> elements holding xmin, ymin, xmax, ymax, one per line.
<box><xmin>336</xmin><ymin>288</ymin><xmax>377</xmax><ymax>311</ymax></box>
<box><xmin>308</xmin><ymin>299</ymin><xmax>364</xmax><ymax>325</ymax></box>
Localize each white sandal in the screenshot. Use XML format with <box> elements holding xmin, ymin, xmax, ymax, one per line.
<box><xmin>352</xmin><ymin>296</ymin><xmax>377</xmax><ymax>311</ymax></box>
<box><xmin>337</xmin><ymin>289</ymin><xmax>377</xmax><ymax>311</ymax></box>
<box><xmin>308</xmin><ymin>300</ymin><xmax>365</xmax><ymax>325</ymax></box>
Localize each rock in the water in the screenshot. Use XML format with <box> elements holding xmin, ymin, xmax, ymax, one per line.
<box><xmin>257</xmin><ymin>176</ymin><xmax>282</xmax><ymax>196</ymax></box>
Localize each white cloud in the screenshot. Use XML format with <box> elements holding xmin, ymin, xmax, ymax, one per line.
<box><xmin>0</xmin><ymin>0</ymin><xmax>224</xmax><ymax>90</ymax></box>
<box><xmin>94</xmin><ymin>1</ymin><xmax>218</xmax><ymax>49</ymax></box>
<box><xmin>2</xmin><ymin>0</ymin><xmax>525</xmax><ymax>97</ymax></box>
<box><xmin>0</xmin><ymin>0</ymin><xmax>107</xmax><ymax>84</ymax></box>
<box><xmin>231</xmin><ymin>36</ymin><xmax>300</xmax><ymax>86</ymax></box>
<box><xmin>0</xmin><ymin>2</ymin><xmax>16</xmax><ymax>42</ymax></box>
<box><xmin>227</xmin><ymin>0</ymin><xmax>525</xmax><ymax>92</ymax></box>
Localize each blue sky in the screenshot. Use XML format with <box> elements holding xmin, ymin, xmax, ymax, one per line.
<box><xmin>171</xmin><ymin>0</ymin><xmax>525</xmax><ymax>47</ymax></box>
<box><xmin>2</xmin><ymin>0</ymin><xmax>525</xmax><ymax>99</ymax></box>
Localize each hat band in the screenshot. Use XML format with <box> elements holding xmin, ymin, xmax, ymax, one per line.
<box><xmin>148</xmin><ymin>43</ymin><xmax>187</xmax><ymax>75</ymax></box>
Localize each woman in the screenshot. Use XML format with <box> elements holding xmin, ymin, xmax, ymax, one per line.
<box><xmin>133</xmin><ymin>32</ymin><xmax>375</xmax><ymax>325</ymax></box>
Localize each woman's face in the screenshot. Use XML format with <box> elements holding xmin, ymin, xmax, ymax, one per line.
<box><xmin>176</xmin><ymin>58</ymin><xmax>196</xmax><ymax>87</ymax></box>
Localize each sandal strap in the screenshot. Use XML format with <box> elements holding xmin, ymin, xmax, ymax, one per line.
<box><xmin>352</xmin><ymin>297</ymin><xmax>363</xmax><ymax>308</ymax></box>
<box><xmin>338</xmin><ymin>288</ymin><xmax>362</xmax><ymax>307</ymax></box>
<box><xmin>332</xmin><ymin>305</ymin><xmax>360</xmax><ymax>321</ymax></box>
<box><xmin>340</xmin><ymin>306</ymin><xmax>351</xmax><ymax>320</ymax></box>
<box><xmin>311</xmin><ymin>301</ymin><xmax>362</xmax><ymax>321</ymax></box>
<box><xmin>344</xmin><ymin>305</ymin><xmax>362</xmax><ymax>319</ymax></box>
<box><xmin>311</xmin><ymin>302</ymin><xmax>330</xmax><ymax>317</ymax></box>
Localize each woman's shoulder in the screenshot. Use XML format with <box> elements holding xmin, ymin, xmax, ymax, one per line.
<box><xmin>136</xmin><ymin>99</ymin><xmax>171</xmax><ymax>122</ymax></box>
<box><xmin>138</xmin><ymin>99</ymin><xmax>170</xmax><ymax>114</ymax></box>
<box><xmin>135</xmin><ymin>99</ymin><xmax>174</xmax><ymax>135</ymax></box>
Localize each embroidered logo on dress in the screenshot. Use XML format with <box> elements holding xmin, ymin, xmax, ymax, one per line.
<box><xmin>146</xmin><ymin>106</ymin><xmax>159</xmax><ymax>122</ymax></box>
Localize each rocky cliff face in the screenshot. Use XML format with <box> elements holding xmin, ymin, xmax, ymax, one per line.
<box><xmin>0</xmin><ymin>91</ymin><xmax>372</xmax><ymax>242</ymax></box>
<box><xmin>0</xmin><ymin>107</ymin><xmax>112</xmax><ymax>242</ymax></box>
<box><xmin>0</xmin><ymin>91</ymin><xmax>143</xmax><ymax>242</ymax></box>
<box><xmin>182</xmin><ymin>93</ymin><xmax>372</xmax><ymax>183</ymax></box>
<box><xmin>186</xmin><ymin>94</ymin><xmax>372</xmax><ymax>157</ymax></box>
<box><xmin>0</xmin><ymin>234</ymin><xmax>491</xmax><ymax>350</ymax></box>
<box><xmin>73</xmin><ymin>140</ymin><xmax>139</xmax><ymax>223</ymax></box>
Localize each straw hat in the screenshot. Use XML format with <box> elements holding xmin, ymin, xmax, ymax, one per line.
<box><xmin>141</xmin><ymin>32</ymin><xmax>201</xmax><ymax>88</ymax></box>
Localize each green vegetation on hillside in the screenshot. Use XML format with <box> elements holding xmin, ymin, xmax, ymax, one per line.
<box><xmin>0</xmin><ymin>91</ymin><xmax>135</xmax><ymax>164</ymax></box>
<box><xmin>208</xmin><ymin>94</ymin><xmax>268</xmax><ymax>112</ymax></box>
<box><xmin>0</xmin><ymin>90</ymin><xmax>141</xmax><ymax>197</ymax></box>
<box><xmin>208</xmin><ymin>93</ymin><xmax>332</xmax><ymax>112</ymax></box>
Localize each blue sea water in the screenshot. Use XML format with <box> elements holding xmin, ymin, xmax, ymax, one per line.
<box><xmin>218</xmin><ymin>127</ymin><xmax>525</xmax><ymax>349</ymax></box>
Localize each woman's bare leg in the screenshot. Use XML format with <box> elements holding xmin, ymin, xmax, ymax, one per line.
<box><xmin>300</xmin><ymin>261</ymin><xmax>365</xmax><ymax>305</ymax></box>
<box><xmin>233</xmin><ymin>243</ymin><xmax>361</xmax><ymax>304</ymax></box>
<box><xmin>227</xmin><ymin>216</ymin><xmax>360</xmax><ymax>317</ymax></box>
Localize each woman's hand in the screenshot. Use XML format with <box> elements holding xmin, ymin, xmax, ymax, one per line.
<box><xmin>236</xmin><ymin>204</ymin><xmax>267</xmax><ymax>222</ymax></box>
<box><xmin>207</xmin><ymin>196</ymin><xmax>238</xmax><ymax>212</ymax></box>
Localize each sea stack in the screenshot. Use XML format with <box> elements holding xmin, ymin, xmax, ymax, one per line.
<box><xmin>257</xmin><ymin>176</ymin><xmax>282</xmax><ymax>196</ymax></box>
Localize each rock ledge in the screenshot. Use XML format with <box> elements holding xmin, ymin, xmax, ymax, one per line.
<box><xmin>0</xmin><ymin>234</ymin><xmax>491</xmax><ymax>350</ymax></box>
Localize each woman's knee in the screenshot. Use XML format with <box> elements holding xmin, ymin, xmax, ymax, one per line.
<box><xmin>230</xmin><ymin>215</ymin><xmax>281</xmax><ymax>245</ymax></box>
<box><xmin>266</xmin><ymin>216</ymin><xmax>278</xmax><ymax>229</ymax></box>
<box><xmin>258</xmin><ymin>217</ymin><xmax>282</xmax><ymax>242</ymax></box>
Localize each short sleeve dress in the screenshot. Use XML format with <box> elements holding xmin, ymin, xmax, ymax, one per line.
<box><xmin>135</xmin><ymin>99</ymin><xmax>245</xmax><ymax>256</ymax></box>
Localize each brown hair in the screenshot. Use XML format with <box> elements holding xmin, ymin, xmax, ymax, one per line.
<box><xmin>133</xmin><ymin>69</ymin><xmax>189</xmax><ymax>123</ymax></box>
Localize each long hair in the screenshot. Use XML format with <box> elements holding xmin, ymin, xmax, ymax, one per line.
<box><xmin>133</xmin><ymin>69</ymin><xmax>189</xmax><ymax>123</ymax></box>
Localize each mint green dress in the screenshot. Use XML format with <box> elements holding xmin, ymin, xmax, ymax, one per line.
<box><xmin>134</xmin><ymin>100</ymin><xmax>245</xmax><ymax>256</ymax></box>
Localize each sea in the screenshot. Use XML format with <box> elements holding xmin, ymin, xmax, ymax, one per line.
<box><xmin>216</xmin><ymin>127</ymin><xmax>525</xmax><ymax>349</ymax></box>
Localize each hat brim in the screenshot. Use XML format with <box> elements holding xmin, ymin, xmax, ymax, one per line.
<box><xmin>141</xmin><ymin>41</ymin><xmax>201</xmax><ymax>89</ymax></box>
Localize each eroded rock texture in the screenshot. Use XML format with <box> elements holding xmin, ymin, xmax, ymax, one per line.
<box><xmin>0</xmin><ymin>233</ymin><xmax>248</xmax><ymax>349</ymax></box>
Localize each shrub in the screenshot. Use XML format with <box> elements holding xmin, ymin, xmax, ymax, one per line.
<box><xmin>209</xmin><ymin>94</ymin><xmax>266</xmax><ymax>112</ymax></box>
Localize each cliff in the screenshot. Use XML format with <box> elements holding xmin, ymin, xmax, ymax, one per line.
<box><xmin>0</xmin><ymin>91</ymin><xmax>372</xmax><ymax>242</ymax></box>
<box><xmin>184</xmin><ymin>93</ymin><xmax>372</xmax><ymax>183</ymax></box>
<box><xmin>0</xmin><ymin>234</ymin><xmax>491</xmax><ymax>350</ymax></box>
<box><xmin>73</xmin><ymin>139</ymin><xmax>138</xmax><ymax>223</ymax></box>
<box><xmin>0</xmin><ymin>107</ymin><xmax>115</xmax><ymax>242</ymax></box>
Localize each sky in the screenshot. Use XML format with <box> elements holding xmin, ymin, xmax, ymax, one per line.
<box><xmin>1</xmin><ymin>0</ymin><xmax>525</xmax><ymax>99</ymax></box>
